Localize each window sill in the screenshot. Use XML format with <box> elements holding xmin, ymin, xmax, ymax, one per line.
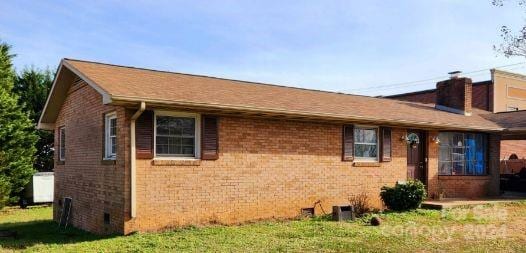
<box><xmin>438</xmin><ymin>175</ymin><xmax>491</xmax><ymax>180</ymax></box>
<box><xmin>57</xmin><ymin>160</ymin><xmax>65</xmax><ymax>165</ymax></box>
<box><xmin>353</xmin><ymin>162</ymin><xmax>381</xmax><ymax>167</ymax></box>
<box><xmin>152</xmin><ymin>159</ymin><xmax>201</xmax><ymax>166</ymax></box>
<box><xmin>101</xmin><ymin>159</ymin><xmax>116</xmax><ymax>165</ymax></box>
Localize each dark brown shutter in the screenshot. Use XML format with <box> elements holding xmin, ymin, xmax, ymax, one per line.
<box><xmin>381</xmin><ymin>127</ymin><xmax>392</xmax><ymax>162</ymax></box>
<box><xmin>342</xmin><ymin>125</ymin><xmax>354</xmax><ymax>161</ymax></box>
<box><xmin>201</xmin><ymin>116</ymin><xmax>219</xmax><ymax>160</ymax></box>
<box><xmin>136</xmin><ymin>110</ymin><xmax>154</xmax><ymax>159</ymax></box>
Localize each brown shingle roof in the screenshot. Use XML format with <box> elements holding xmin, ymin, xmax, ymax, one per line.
<box><xmin>486</xmin><ymin>110</ymin><xmax>526</xmax><ymax>130</ymax></box>
<box><xmin>61</xmin><ymin>58</ymin><xmax>503</xmax><ymax>131</ymax></box>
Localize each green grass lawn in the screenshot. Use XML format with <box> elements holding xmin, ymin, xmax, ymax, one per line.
<box><xmin>1</xmin><ymin>203</ymin><xmax>526</xmax><ymax>252</ymax></box>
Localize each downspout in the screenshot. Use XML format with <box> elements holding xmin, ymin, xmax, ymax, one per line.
<box><xmin>130</xmin><ymin>101</ymin><xmax>146</xmax><ymax>218</ymax></box>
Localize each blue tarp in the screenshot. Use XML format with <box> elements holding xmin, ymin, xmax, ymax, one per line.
<box><xmin>465</xmin><ymin>135</ymin><xmax>486</xmax><ymax>175</ymax></box>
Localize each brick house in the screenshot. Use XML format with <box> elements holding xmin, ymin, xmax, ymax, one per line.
<box><xmin>39</xmin><ymin>59</ymin><xmax>520</xmax><ymax>235</ymax></box>
<box><xmin>387</xmin><ymin>69</ymin><xmax>526</xmax><ymax>160</ymax></box>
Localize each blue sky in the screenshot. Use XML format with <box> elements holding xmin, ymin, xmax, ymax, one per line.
<box><xmin>1</xmin><ymin>0</ymin><xmax>525</xmax><ymax>96</ymax></box>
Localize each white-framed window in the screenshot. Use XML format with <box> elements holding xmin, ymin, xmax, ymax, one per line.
<box><xmin>104</xmin><ymin>112</ymin><xmax>117</xmax><ymax>159</ymax></box>
<box><xmin>59</xmin><ymin>126</ymin><xmax>66</xmax><ymax>161</ymax></box>
<box><xmin>354</xmin><ymin>126</ymin><xmax>379</xmax><ymax>161</ymax></box>
<box><xmin>154</xmin><ymin>111</ymin><xmax>201</xmax><ymax>159</ymax></box>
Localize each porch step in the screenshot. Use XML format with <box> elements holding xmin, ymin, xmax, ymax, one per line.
<box><xmin>422</xmin><ymin>197</ymin><xmax>526</xmax><ymax>210</ymax></box>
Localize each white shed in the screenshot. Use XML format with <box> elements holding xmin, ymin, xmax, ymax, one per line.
<box><xmin>23</xmin><ymin>172</ymin><xmax>54</xmax><ymax>205</ymax></box>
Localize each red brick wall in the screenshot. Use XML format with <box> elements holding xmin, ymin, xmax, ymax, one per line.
<box><xmin>501</xmin><ymin>140</ymin><xmax>526</xmax><ymax>160</ymax></box>
<box><xmin>436</xmin><ymin>77</ymin><xmax>472</xmax><ymax>114</ymax></box>
<box><xmin>389</xmin><ymin>91</ymin><xmax>436</xmax><ymax>104</ymax></box>
<box><xmin>472</xmin><ymin>82</ymin><xmax>492</xmax><ymax>111</ymax></box>
<box><xmin>389</xmin><ymin>81</ymin><xmax>492</xmax><ymax>111</ymax></box>
<box><xmin>426</xmin><ymin>131</ymin><xmax>439</xmax><ymax>198</ymax></box>
<box><xmin>437</xmin><ymin>176</ymin><xmax>491</xmax><ymax>198</ymax></box>
<box><xmin>124</xmin><ymin>118</ymin><xmax>409</xmax><ymax>233</ymax></box>
<box><xmin>53</xmin><ymin>81</ymin><xmax>127</xmax><ymax>234</ymax></box>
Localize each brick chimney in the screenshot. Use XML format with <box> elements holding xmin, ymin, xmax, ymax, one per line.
<box><xmin>435</xmin><ymin>71</ymin><xmax>473</xmax><ymax>116</ymax></box>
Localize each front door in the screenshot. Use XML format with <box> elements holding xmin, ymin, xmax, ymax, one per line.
<box><xmin>407</xmin><ymin>131</ymin><xmax>426</xmax><ymax>183</ymax></box>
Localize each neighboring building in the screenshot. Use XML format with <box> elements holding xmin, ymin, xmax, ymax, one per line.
<box><xmin>387</xmin><ymin>69</ymin><xmax>526</xmax><ymax>159</ymax></box>
<box><xmin>491</xmin><ymin>69</ymin><xmax>526</xmax><ymax>113</ymax></box>
<box><xmin>384</xmin><ymin>80</ymin><xmax>493</xmax><ymax>111</ymax></box>
<box><xmin>39</xmin><ymin>59</ymin><xmax>522</xmax><ymax>235</ymax></box>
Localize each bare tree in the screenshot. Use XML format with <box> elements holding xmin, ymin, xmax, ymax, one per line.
<box><xmin>493</xmin><ymin>0</ymin><xmax>526</xmax><ymax>57</ymax></box>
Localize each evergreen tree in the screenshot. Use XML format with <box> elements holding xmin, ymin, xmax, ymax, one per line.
<box><xmin>13</xmin><ymin>68</ymin><xmax>54</xmax><ymax>171</ymax></box>
<box><xmin>0</xmin><ymin>41</ymin><xmax>37</xmax><ymax>208</ymax></box>
<box><xmin>0</xmin><ymin>42</ymin><xmax>15</xmax><ymax>91</ymax></box>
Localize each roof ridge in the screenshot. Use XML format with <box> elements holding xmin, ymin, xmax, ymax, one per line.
<box><xmin>63</xmin><ymin>58</ymin><xmax>383</xmax><ymax>100</ymax></box>
<box><xmin>64</xmin><ymin>58</ymin><xmax>498</xmax><ymax>113</ymax></box>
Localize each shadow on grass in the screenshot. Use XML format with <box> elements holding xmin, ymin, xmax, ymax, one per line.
<box><xmin>0</xmin><ymin>220</ymin><xmax>115</xmax><ymax>250</ymax></box>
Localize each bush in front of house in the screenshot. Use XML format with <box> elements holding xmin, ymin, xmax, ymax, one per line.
<box><xmin>380</xmin><ymin>180</ymin><xmax>427</xmax><ymax>211</ymax></box>
<box><xmin>349</xmin><ymin>192</ymin><xmax>371</xmax><ymax>217</ymax></box>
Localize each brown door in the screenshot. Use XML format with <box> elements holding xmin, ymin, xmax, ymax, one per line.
<box><xmin>407</xmin><ymin>131</ymin><xmax>426</xmax><ymax>183</ymax></box>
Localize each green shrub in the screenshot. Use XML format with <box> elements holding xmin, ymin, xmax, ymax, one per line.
<box><xmin>0</xmin><ymin>41</ymin><xmax>37</xmax><ymax>209</ymax></box>
<box><xmin>380</xmin><ymin>180</ymin><xmax>427</xmax><ymax>211</ymax></box>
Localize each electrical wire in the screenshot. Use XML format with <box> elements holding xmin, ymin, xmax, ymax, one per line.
<box><xmin>342</xmin><ymin>62</ymin><xmax>526</xmax><ymax>93</ymax></box>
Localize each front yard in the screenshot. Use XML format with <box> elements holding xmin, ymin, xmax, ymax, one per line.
<box><xmin>1</xmin><ymin>203</ymin><xmax>526</xmax><ymax>252</ymax></box>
